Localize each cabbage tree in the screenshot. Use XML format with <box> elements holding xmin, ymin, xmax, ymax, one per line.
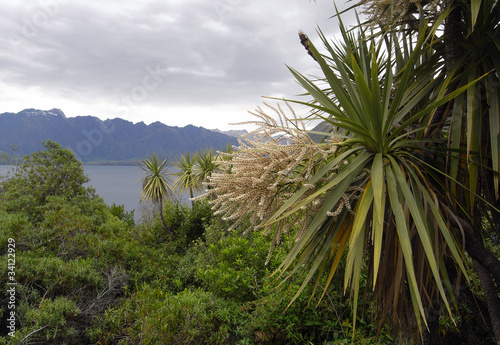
<box><xmin>138</xmin><ymin>152</ymin><xmax>174</xmax><ymax>236</ymax></box>
<box><xmin>203</xmin><ymin>1</ymin><xmax>500</xmax><ymax>341</ymax></box>
<box><xmin>174</xmin><ymin>151</ymin><xmax>198</xmax><ymax>203</ymax></box>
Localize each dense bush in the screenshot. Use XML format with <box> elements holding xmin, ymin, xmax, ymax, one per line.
<box><xmin>0</xmin><ymin>144</ymin><xmax>131</xmax><ymax>344</ymax></box>
<box><xmin>92</xmin><ymin>286</ymin><xmax>243</xmax><ymax>345</ymax></box>
<box><xmin>194</xmin><ymin>226</ymin><xmax>275</xmax><ymax>303</ymax></box>
<box><xmin>0</xmin><ymin>140</ymin><xmax>94</xmax><ymax>221</ymax></box>
<box><xmin>165</xmin><ymin>200</ymin><xmax>214</xmax><ymax>250</ymax></box>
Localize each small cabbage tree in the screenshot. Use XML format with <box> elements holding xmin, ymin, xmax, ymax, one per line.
<box><xmin>194</xmin><ymin>148</ymin><xmax>218</xmax><ymax>187</ymax></box>
<box><xmin>174</xmin><ymin>151</ymin><xmax>198</xmax><ymax>203</ymax></box>
<box><xmin>138</xmin><ymin>152</ymin><xmax>174</xmax><ymax>236</ymax></box>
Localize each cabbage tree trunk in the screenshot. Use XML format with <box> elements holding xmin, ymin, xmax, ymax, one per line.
<box><xmin>158</xmin><ymin>197</ymin><xmax>173</xmax><ymax>237</ymax></box>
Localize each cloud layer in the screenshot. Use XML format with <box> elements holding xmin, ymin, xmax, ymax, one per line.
<box><xmin>0</xmin><ymin>0</ymin><xmax>353</xmax><ymax>130</ymax></box>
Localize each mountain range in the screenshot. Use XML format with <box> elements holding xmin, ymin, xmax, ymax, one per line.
<box><xmin>0</xmin><ymin>109</ymin><xmax>241</xmax><ymax>164</ymax></box>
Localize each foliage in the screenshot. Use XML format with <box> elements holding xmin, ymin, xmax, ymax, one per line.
<box><xmin>22</xmin><ymin>297</ymin><xmax>81</xmax><ymax>344</ymax></box>
<box><xmin>0</xmin><ymin>140</ymin><xmax>94</xmax><ymax>220</ymax></box>
<box><xmin>0</xmin><ymin>165</ymin><xmax>398</xmax><ymax>345</ymax></box>
<box><xmin>93</xmin><ymin>286</ymin><xmax>243</xmax><ymax>345</ymax></box>
<box><xmin>286</xmin><ymin>23</ymin><xmax>472</xmax><ymax>333</ymax></box>
<box><xmin>137</xmin><ymin>152</ymin><xmax>174</xmax><ymax>204</ymax></box>
<box><xmin>89</xmin><ymin>205</ymin><xmax>388</xmax><ymax>345</ymax></box>
<box><xmin>137</xmin><ymin>152</ymin><xmax>174</xmax><ymax>236</ymax></box>
<box><xmin>136</xmin><ymin>199</ymin><xmax>214</xmax><ymax>252</ymax></box>
<box><xmin>0</xmin><ymin>143</ymin><xmax>133</xmax><ymax>344</ymax></box>
<box><xmin>173</xmin><ymin>151</ymin><xmax>198</xmax><ymax>200</ymax></box>
<box><xmin>109</xmin><ymin>203</ymin><xmax>135</xmax><ymax>227</ymax></box>
<box><xmin>164</xmin><ymin>199</ymin><xmax>214</xmax><ymax>249</ymax></box>
<box><xmin>173</xmin><ymin>147</ymin><xmax>222</xmax><ymax>203</ymax></box>
<box><xmin>193</xmin><ymin>147</ymin><xmax>218</xmax><ymax>186</ymax></box>
<box><xmin>195</xmin><ymin>226</ymin><xmax>275</xmax><ymax>302</ymax></box>
<box><xmin>0</xmin><ymin>206</ymin><xmax>130</xmax><ymax>344</ymax></box>
<box><xmin>240</xmin><ymin>286</ymin><xmax>392</xmax><ymax>345</ymax></box>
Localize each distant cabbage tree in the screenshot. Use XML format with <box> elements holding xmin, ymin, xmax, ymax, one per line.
<box><xmin>174</xmin><ymin>151</ymin><xmax>198</xmax><ymax>204</ymax></box>
<box><xmin>194</xmin><ymin>148</ymin><xmax>218</xmax><ymax>188</ymax></box>
<box><xmin>174</xmin><ymin>148</ymin><xmax>225</xmax><ymax>204</ymax></box>
<box><xmin>137</xmin><ymin>152</ymin><xmax>174</xmax><ymax>236</ymax></box>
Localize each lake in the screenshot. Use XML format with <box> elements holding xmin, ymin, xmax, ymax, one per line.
<box><xmin>0</xmin><ymin>165</ymin><xmax>191</xmax><ymax>218</ymax></box>
<box><xmin>84</xmin><ymin>165</ymin><xmax>144</xmax><ymax>215</ymax></box>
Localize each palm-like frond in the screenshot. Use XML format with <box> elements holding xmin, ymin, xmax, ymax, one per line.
<box><xmin>443</xmin><ymin>0</ymin><xmax>500</xmax><ymax>207</ymax></box>
<box><xmin>194</xmin><ymin>148</ymin><xmax>218</xmax><ymax>185</ymax></box>
<box><xmin>174</xmin><ymin>152</ymin><xmax>198</xmax><ymax>199</ymax></box>
<box><xmin>266</xmin><ymin>19</ymin><xmax>479</xmax><ymax>334</ymax></box>
<box><xmin>137</xmin><ymin>152</ymin><xmax>173</xmax><ymax>203</ymax></box>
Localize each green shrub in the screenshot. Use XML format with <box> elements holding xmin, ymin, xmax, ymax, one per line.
<box><xmin>120</xmin><ymin>240</ymin><xmax>175</xmax><ymax>287</ymax></box>
<box><xmin>0</xmin><ymin>297</ymin><xmax>81</xmax><ymax>345</ymax></box>
<box><xmin>239</xmin><ymin>284</ymin><xmax>392</xmax><ymax>345</ymax></box>
<box><xmin>13</xmin><ymin>254</ymin><xmax>104</xmax><ymax>299</ymax></box>
<box><xmin>172</xmin><ymin>240</ymin><xmax>204</xmax><ymax>290</ymax></box>
<box><xmin>0</xmin><ymin>190</ymin><xmax>131</xmax><ymax>344</ymax></box>
<box><xmin>0</xmin><ymin>141</ymin><xmax>94</xmax><ymax>221</ymax></box>
<box><xmin>163</xmin><ymin>199</ymin><xmax>214</xmax><ymax>250</ymax></box>
<box><xmin>109</xmin><ymin>203</ymin><xmax>135</xmax><ymax>227</ymax></box>
<box><xmin>23</xmin><ymin>297</ymin><xmax>80</xmax><ymax>343</ymax></box>
<box><xmin>196</xmin><ymin>234</ymin><xmax>271</xmax><ymax>302</ymax></box>
<box><xmin>95</xmin><ymin>286</ymin><xmax>243</xmax><ymax>345</ymax></box>
<box><xmin>0</xmin><ymin>211</ymin><xmax>30</xmax><ymax>252</ymax></box>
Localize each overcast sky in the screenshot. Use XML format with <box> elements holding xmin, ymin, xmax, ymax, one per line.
<box><xmin>0</xmin><ymin>0</ymin><xmax>355</xmax><ymax>130</ymax></box>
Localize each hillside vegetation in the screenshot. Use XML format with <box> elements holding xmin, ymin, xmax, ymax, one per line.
<box><xmin>0</xmin><ymin>141</ymin><xmax>393</xmax><ymax>344</ymax></box>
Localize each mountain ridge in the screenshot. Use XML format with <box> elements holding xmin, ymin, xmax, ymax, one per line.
<box><xmin>0</xmin><ymin>109</ymin><xmax>240</xmax><ymax>164</ymax></box>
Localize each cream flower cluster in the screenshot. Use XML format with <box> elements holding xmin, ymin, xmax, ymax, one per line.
<box><xmin>359</xmin><ymin>0</ymin><xmax>442</xmax><ymax>26</ymax></box>
<box><xmin>196</xmin><ymin>102</ymin><xmax>342</xmax><ymax>258</ymax></box>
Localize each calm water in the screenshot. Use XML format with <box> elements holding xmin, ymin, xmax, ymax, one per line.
<box><xmin>84</xmin><ymin>165</ymin><xmax>144</xmax><ymax>214</ymax></box>
<box><xmin>0</xmin><ymin>165</ymin><xmax>191</xmax><ymax>217</ymax></box>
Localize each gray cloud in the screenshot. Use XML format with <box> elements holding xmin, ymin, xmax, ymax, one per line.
<box><xmin>0</xmin><ymin>0</ymin><xmax>354</xmax><ymax>128</ymax></box>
